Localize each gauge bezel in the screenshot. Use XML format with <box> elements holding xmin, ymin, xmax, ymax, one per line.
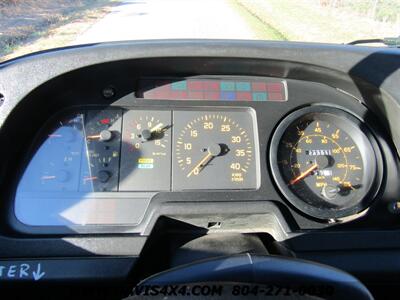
<box><xmin>172</xmin><ymin>107</ymin><xmax>261</xmax><ymax>191</ymax></box>
<box><xmin>269</xmin><ymin>105</ymin><xmax>383</xmax><ymax>220</ymax></box>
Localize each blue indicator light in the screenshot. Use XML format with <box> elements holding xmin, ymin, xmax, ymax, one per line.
<box><xmin>138</xmin><ymin>163</ymin><xmax>154</xmax><ymax>169</ymax></box>
<box><xmin>220</xmin><ymin>91</ymin><xmax>236</xmax><ymax>100</ymax></box>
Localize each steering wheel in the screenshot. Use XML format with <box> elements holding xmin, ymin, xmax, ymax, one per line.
<box><xmin>126</xmin><ymin>254</ymin><xmax>373</xmax><ymax>299</ymax></box>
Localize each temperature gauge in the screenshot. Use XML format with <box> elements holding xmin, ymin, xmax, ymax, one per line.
<box><xmin>119</xmin><ymin>110</ymin><xmax>172</xmax><ymax>191</ymax></box>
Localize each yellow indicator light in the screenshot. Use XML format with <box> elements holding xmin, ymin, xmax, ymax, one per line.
<box><xmin>138</xmin><ymin>158</ymin><xmax>154</xmax><ymax>164</ymax></box>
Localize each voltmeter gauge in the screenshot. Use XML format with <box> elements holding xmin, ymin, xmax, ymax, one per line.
<box><xmin>120</xmin><ymin>110</ymin><xmax>172</xmax><ymax>191</ymax></box>
<box><xmin>270</xmin><ymin>106</ymin><xmax>382</xmax><ymax>220</ymax></box>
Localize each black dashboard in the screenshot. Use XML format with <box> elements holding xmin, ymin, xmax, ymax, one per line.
<box><xmin>1</xmin><ymin>40</ymin><xmax>400</xmax><ymax>298</ymax></box>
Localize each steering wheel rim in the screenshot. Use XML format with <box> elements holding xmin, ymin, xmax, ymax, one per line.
<box><xmin>131</xmin><ymin>254</ymin><xmax>373</xmax><ymax>300</ymax></box>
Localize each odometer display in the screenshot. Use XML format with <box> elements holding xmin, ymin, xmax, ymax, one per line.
<box><xmin>270</xmin><ymin>106</ymin><xmax>381</xmax><ymax>220</ymax></box>
<box><xmin>173</xmin><ymin>110</ymin><xmax>259</xmax><ymax>190</ymax></box>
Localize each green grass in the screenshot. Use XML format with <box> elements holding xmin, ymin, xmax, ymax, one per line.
<box><xmin>230</xmin><ymin>0</ymin><xmax>399</xmax><ymax>44</ymax></box>
<box><xmin>228</xmin><ymin>0</ymin><xmax>287</xmax><ymax>41</ymax></box>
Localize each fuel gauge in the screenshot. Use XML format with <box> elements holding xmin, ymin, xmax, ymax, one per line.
<box><xmin>119</xmin><ymin>110</ymin><xmax>172</xmax><ymax>191</ymax></box>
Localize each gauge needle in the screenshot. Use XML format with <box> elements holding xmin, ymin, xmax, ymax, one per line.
<box><xmin>84</xmin><ymin>176</ymin><xmax>98</xmax><ymax>182</ymax></box>
<box><xmin>290</xmin><ymin>164</ymin><xmax>318</xmax><ymax>185</ymax></box>
<box><xmin>41</xmin><ymin>175</ymin><xmax>56</xmax><ymax>180</ymax></box>
<box><xmin>187</xmin><ymin>144</ymin><xmax>222</xmax><ymax>178</ymax></box>
<box><xmin>86</xmin><ymin>130</ymin><xmax>113</xmax><ymax>142</ymax></box>
<box><xmin>86</xmin><ymin>134</ymin><xmax>101</xmax><ymax>140</ymax></box>
<box><xmin>150</xmin><ymin>123</ymin><xmax>163</xmax><ymax>132</ymax></box>
<box><xmin>187</xmin><ymin>152</ymin><xmax>213</xmax><ymax>177</ymax></box>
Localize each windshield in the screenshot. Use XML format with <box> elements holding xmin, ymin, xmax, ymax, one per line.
<box><xmin>1</xmin><ymin>0</ymin><xmax>399</xmax><ymax>62</ymax></box>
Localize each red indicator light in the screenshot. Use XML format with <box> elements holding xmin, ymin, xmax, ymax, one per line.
<box><xmin>252</xmin><ymin>82</ymin><xmax>267</xmax><ymax>91</ymax></box>
<box><xmin>188</xmin><ymin>80</ymin><xmax>204</xmax><ymax>90</ymax></box>
<box><xmin>188</xmin><ymin>91</ymin><xmax>204</xmax><ymax>100</ymax></box>
<box><xmin>266</xmin><ymin>83</ymin><xmax>283</xmax><ymax>92</ymax></box>
<box><xmin>170</xmin><ymin>91</ymin><xmax>188</xmax><ymax>99</ymax></box>
<box><xmin>100</xmin><ymin>118</ymin><xmax>110</xmax><ymax>125</ymax></box>
<box><xmin>236</xmin><ymin>92</ymin><xmax>252</xmax><ymax>101</ymax></box>
<box><xmin>269</xmin><ymin>92</ymin><xmax>285</xmax><ymax>101</ymax></box>
<box><xmin>204</xmin><ymin>92</ymin><xmax>220</xmax><ymax>100</ymax></box>
<box><xmin>203</xmin><ymin>81</ymin><xmax>220</xmax><ymax>91</ymax></box>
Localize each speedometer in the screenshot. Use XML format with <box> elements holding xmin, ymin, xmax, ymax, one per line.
<box><xmin>270</xmin><ymin>106</ymin><xmax>382</xmax><ymax>220</ymax></box>
<box><xmin>172</xmin><ymin>110</ymin><xmax>259</xmax><ymax>190</ymax></box>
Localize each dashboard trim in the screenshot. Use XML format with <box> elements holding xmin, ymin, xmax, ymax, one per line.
<box><xmin>0</xmin><ymin>41</ymin><xmax>399</xmax><ymax>287</ymax></box>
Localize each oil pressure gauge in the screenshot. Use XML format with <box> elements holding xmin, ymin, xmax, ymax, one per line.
<box><xmin>270</xmin><ymin>106</ymin><xmax>382</xmax><ymax>220</ymax></box>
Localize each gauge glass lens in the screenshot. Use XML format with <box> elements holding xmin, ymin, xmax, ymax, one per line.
<box><xmin>17</xmin><ymin>113</ymin><xmax>85</xmax><ymax>193</ymax></box>
<box><xmin>173</xmin><ymin>110</ymin><xmax>259</xmax><ymax>190</ymax></box>
<box><xmin>120</xmin><ymin>110</ymin><xmax>172</xmax><ymax>191</ymax></box>
<box><xmin>15</xmin><ymin>109</ymin><xmax>124</xmax><ymax>226</ymax></box>
<box><xmin>271</xmin><ymin>107</ymin><xmax>380</xmax><ymax>219</ymax></box>
<box><xmin>81</xmin><ymin>109</ymin><xmax>122</xmax><ymax>192</ymax></box>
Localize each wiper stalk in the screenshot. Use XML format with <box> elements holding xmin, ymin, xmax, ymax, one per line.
<box><xmin>348</xmin><ymin>37</ymin><xmax>400</xmax><ymax>47</ymax></box>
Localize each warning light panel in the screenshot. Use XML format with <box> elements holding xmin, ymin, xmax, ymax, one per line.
<box><xmin>137</xmin><ymin>78</ymin><xmax>287</xmax><ymax>102</ymax></box>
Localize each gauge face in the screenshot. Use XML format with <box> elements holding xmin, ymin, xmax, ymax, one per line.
<box><xmin>270</xmin><ymin>106</ymin><xmax>381</xmax><ymax>219</ymax></box>
<box><xmin>120</xmin><ymin>110</ymin><xmax>172</xmax><ymax>191</ymax></box>
<box><xmin>80</xmin><ymin>109</ymin><xmax>122</xmax><ymax>192</ymax></box>
<box><xmin>173</xmin><ymin>110</ymin><xmax>259</xmax><ymax>190</ymax></box>
<box><xmin>18</xmin><ymin>113</ymin><xmax>85</xmax><ymax>192</ymax></box>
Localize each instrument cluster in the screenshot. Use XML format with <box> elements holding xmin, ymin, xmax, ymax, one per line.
<box><xmin>10</xmin><ymin>76</ymin><xmax>386</xmax><ymax>229</ymax></box>
<box><xmin>14</xmin><ymin>103</ymin><xmax>384</xmax><ymax>228</ymax></box>
<box><xmin>14</xmin><ymin>107</ymin><xmax>260</xmax><ymax>227</ymax></box>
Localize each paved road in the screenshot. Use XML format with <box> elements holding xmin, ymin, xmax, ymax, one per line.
<box><xmin>74</xmin><ymin>0</ymin><xmax>256</xmax><ymax>44</ymax></box>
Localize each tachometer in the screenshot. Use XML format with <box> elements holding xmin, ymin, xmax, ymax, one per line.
<box><xmin>270</xmin><ymin>106</ymin><xmax>382</xmax><ymax>220</ymax></box>
<box><xmin>120</xmin><ymin>110</ymin><xmax>172</xmax><ymax>191</ymax></box>
<box><xmin>173</xmin><ymin>110</ymin><xmax>259</xmax><ymax>190</ymax></box>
